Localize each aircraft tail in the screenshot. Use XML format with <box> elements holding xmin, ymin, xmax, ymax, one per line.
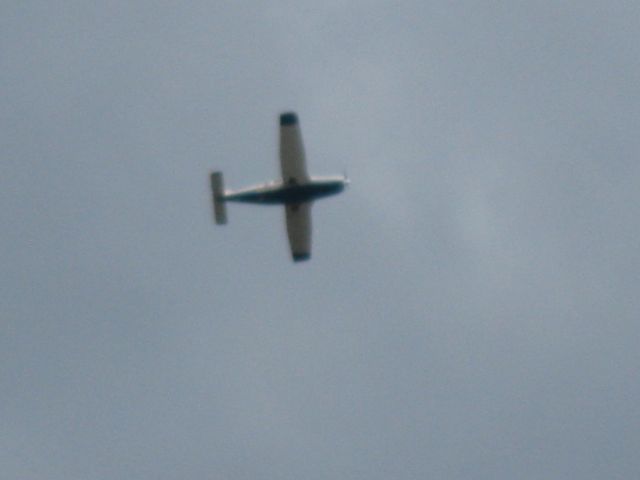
<box><xmin>210</xmin><ymin>171</ymin><xmax>227</xmax><ymax>224</ymax></box>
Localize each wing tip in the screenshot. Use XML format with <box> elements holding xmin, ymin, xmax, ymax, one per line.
<box><xmin>292</xmin><ymin>252</ymin><xmax>310</xmax><ymax>262</ymax></box>
<box><xmin>280</xmin><ymin>112</ymin><xmax>298</xmax><ymax>126</ymax></box>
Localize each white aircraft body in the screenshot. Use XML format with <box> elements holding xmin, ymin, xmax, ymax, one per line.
<box><xmin>210</xmin><ymin>112</ymin><xmax>348</xmax><ymax>262</ymax></box>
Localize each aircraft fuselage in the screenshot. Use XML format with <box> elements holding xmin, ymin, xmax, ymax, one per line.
<box><xmin>223</xmin><ymin>176</ymin><xmax>347</xmax><ymax>205</ymax></box>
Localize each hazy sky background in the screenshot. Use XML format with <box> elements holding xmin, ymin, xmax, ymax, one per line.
<box><xmin>2</xmin><ymin>1</ymin><xmax>639</xmax><ymax>479</ymax></box>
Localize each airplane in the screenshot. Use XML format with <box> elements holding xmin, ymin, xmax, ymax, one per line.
<box><xmin>210</xmin><ymin>112</ymin><xmax>349</xmax><ymax>262</ymax></box>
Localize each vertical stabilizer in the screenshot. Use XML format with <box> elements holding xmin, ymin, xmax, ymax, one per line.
<box><xmin>210</xmin><ymin>171</ymin><xmax>227</xmax><ymax>224</ymax></box>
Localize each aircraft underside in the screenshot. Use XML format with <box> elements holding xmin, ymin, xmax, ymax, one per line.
<box><xmin>210</xmin><ymin>112</ymin><xmax>347</xmax><ymax>261</ymax></box>
<box><xmin>224</xmin><ymin>181</ymin><xmax>345</xmax><ymax>205</ymax></box>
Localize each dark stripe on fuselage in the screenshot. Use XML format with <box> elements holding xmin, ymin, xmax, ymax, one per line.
<box><xmin>226</xmin><ymin>181</ymin><xmax>345</xmax><ymax>205</ymax></box>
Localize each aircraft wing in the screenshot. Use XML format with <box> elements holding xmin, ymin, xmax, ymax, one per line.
<box><xmin>279</xmin><ymin>112</ymin><xmax>310</xmax><ymax>184</ymax></box>
<box><xmin>285</xmin><ymin>202</ymin><xmax>312</xmax><ymax>262</ymax></box>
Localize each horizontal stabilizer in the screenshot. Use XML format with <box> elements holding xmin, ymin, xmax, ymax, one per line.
<box><xmin>210</xmin><ymin>171</ymin><xmax>227</xmax><ymax>224</ymax></box>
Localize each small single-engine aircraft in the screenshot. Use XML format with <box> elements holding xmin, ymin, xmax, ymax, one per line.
<box><xmin>210</xmin><ymin>112</ymin><xmax>348</xmax><ymax>262</ymax></box>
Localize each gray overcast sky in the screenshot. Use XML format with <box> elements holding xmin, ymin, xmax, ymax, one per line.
<box><xmin>2</xmin><ymin>1</ymin><xmax>639</xmax><ymax>479</ymax></box>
